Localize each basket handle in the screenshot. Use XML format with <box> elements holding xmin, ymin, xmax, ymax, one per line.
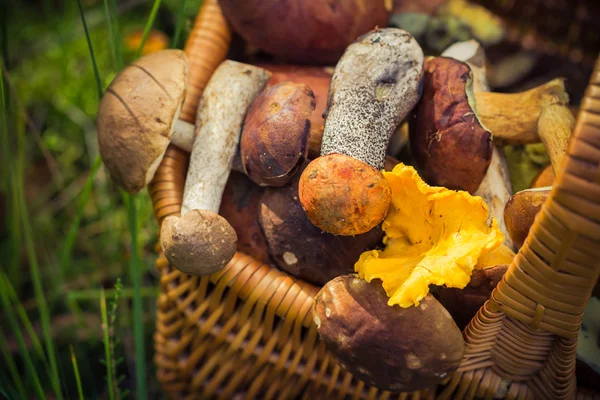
<box><xmin>179</xmin><ymin>0</ymin><xmax>232</xmax><ymax>124</ymax></box>
<box><xmin>490</xmin><ymin>54</ymin><xmax>600</xmax><ymax>338</ymax></box>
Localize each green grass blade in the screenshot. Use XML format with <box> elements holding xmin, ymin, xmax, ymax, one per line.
<box><xmin>101</xmin><ymin>290</ymin><xmax>116</xmax><ymax>400</ymax></box>
<box><xmin>110</xmin><ymin>0</ymin><xmax>123</xmax><ymax>70</ymax></box>
<box><xmin>76</xmin><ymin>0</ymin><xmax>103</xmax><ymax>98</ymax></box>
<box><xmin>171</xmin><ymin>0</ymin><xmax>187</xmax><ymax>48</ymax></box>
<box><xmin>124</xmin><ymin>192</ymin><xmax>147</xmax><ymax>400</ymax></box>
<box><xmin>0</xmin><ymin>328</ymin><xmax>27</xmax><ymax>399</ymax></box>
<box><xmin>15</xmin><ymin>172</ymin><xmax>63</xmax><ymax>400</ymax></box>
<box><xmin>102</xmin><ymin>0</ymin><xmax>118</xmax><ymax>70</ymax></box>
<box><xmin>135</xmin><ymin>0</ymin><xmax>163</xmax><ymax>58</ymax></box>
<box><xmin>70</xmin><ymin>346</ymin><xmax>85</xmax><ymax>400</ymax></box>
<box><xmin>1</xmin><ymin>1</ymin><xmax>8</xmax><ymax>67</ymax></box>
<box><xmin>0</xmin><ymin>273</ymin><xmax>46</xmax><ymax>400</ymax></box>
<box><xmin>58</xmin><ymin>155</ymin><xmax>102</xmax><ymax>276</ymax></box>
<box><xmin>1</xmin><ymin>271</ymin><xmax>49</xmax><ymax>368</ymax></box>
<box><xmin>0</xmin><ymin>63</ymin><xmax>20</xmax><ymax>288</ymax></box>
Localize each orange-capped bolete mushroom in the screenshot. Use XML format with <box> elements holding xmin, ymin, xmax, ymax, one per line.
<box><xmin>240</xmin><ymin>82</ymin><xmax>316</xmax><ymax>187</ymax></box>
<box><xmin>97</xmin><ymin>50</ymin><xmax>197</xmax><ymax>194</ymax></box>
<box><xmin>409</xmin><ymin>55</ymin><xmax>493</xmax><ymax>194</ymax></box>
<box><xmin>504</xmin><ymin>186</ymin><xmax>551</xmax><ymax>249</ymax></box>
<box><xmin>299</xmin><ymin>28</ymin><xmax>424</xmax><ymax>236</ymax></box>
<box><xmin>160</xmin><ymin>61</ymin><xmax>271</xmax><ymax>276</ymax></box>
<box><xmin>313</xmin><ymin>275</ymin><xmax>464</xmax><ymax>392</ymax></box>
<box><xmin>218</xmin><ymin>0</ymin><xmax>391</xmax><ymax>64</ymax></box>
<box><xmin>259</xmin><ymin>161</ymin><xmax>383</xmax><ymax>286</ymax></box>
<box><xmin>218</xmin><ymin>171</ymin><xmax>270</xmax><ymax>264</ymax></box>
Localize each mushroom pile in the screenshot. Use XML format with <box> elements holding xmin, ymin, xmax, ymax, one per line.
<box><xmin>95</xmin><ymin>0</ymin><xmax>599</xmax><ymax>393</ymax></box>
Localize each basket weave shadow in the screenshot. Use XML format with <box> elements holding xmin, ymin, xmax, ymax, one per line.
<box><xmin>150</xmin><ymin>1</ymin><xmax>600</xmax><ymax>399</ymax></box>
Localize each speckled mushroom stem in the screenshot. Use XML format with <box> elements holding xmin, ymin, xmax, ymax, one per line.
<box><xmin>320</xmin><ymin>28</ymin><xmax>424</xmax><ymax>170</ymax></box>
<box><xmin>182</xmin><ymin>61</ymin><xmax>271</xmax><ymax>215</ymax></box>
<box><xmin>298</xmin><ymin>28</ymin><xmax>424</xmax><ymax>236</ymax></box>
<box><xmin>442</xmin><ymin>40</ymin><xmax>514</xmax><ymax>250</ymax></box>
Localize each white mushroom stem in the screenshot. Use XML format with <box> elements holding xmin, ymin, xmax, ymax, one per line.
<box><xmin>170</xmin><ymin>119</ymin><xmax>195</xmax><ymax>152</ymax></box>
<box><xmin>443</xmin><ymin>40</ymin><xmax>514</xmax><ymax>250</ymax></box>
<box><xmin>170</xmin><ymin>119</ymin><xmax>246</xmax><ymax>174</ymax></box>
<box><xmin>181</xmin><ymin>60</ymin><xmax>270</xmax><ymax>215</ymax></box>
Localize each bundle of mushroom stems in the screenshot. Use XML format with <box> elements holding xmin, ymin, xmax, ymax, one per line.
<box><xmin>96</xmin><ymin>26</ymin><xmax>579</xmax><ymax>393</ymax></box>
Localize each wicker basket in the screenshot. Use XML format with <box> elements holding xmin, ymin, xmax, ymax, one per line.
<box><xmin>151</xmin><ymin>1</ymin><xmax>600</xmax><ymax>398</ymax></box>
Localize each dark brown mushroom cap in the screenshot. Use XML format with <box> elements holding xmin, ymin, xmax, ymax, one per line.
<box><xmin>97</xmin><ymin>49</ymin><xmax>188</xmax><ymax>193</ymax></box>
<box><xmin>409</xmin><ymin>56</ymin><xmax>492</xmax><ymax>194</ymax></box>
<box><xmin>436</xmin><ymin>264</ymin><xmax>508</xmax><ymax>330</ymax></box>
<box><xmin>219</xmin><ymin>0</ymin><xmax>390</xmax><ymax>64</ymax></box>
<box><xmin>504</xmin><ymin>187</ymin><xmax>551</xmax><ymax>249</ymax></box>
<box><xmin>313</xmin><ymin>275</ymin><xmax>464</xmax><ymax>392</ymax></box>
<box><xmin>241</xmin><ymin>82</ymin><xmax>315</xmax><ymax>187</ymax></box>
<box><xmin>259</xmin><ymin>161</ymin><xmax>383</xmax><ymax>285</ymax></box>
<box><xmin>160</xmin><ymin>210</ymin><xmax>237</xmax><ymax>276</ymax></box>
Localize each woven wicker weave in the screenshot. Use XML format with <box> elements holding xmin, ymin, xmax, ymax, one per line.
<box><xmin>151</xmin><ymin>1</ymin><xmax>600</xmax><ymax>399</ymax></box>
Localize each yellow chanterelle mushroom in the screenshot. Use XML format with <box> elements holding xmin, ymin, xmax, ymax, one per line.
<box><xmin>355</xmin><ymin>163</ymin><xmax>504</xmax><ymax>308</ymax></box>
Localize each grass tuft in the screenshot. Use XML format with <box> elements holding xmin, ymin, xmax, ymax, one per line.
<box><xmin>0</xmin><ymin>272</ymin><xmax>46</xmax><ymax>399</ymax></box>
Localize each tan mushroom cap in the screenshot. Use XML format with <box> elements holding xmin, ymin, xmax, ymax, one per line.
<box><xmin>160</xmin><ymin>210</ymin><xmax>238</xmax><ymax>276</ymax></box>
<box><xmin>504</xmin><ymin>187</ymin><xmax>551</xmax><ymax>249</ymax></box>
<box><xmin>97</xmin><ymin>49</ymin><xmax>188</xmax><ymax>193</ymax></box>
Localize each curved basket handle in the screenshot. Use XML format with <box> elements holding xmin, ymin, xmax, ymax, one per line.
<box><xmin>490</xmin><ymin>53</ymin><xmax>600</xmax><ymax>338</ymax></box>
<box><xmin>179</xmin><ymin>0</ymin><xmax>232</xmax><ymax>124</ymax></box>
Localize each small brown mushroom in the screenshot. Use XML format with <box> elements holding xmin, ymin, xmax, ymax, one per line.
<box><xmin>409</xmin><ymin>56</ymin><xmax>492</xmax><ymax>193</ymax></box>
<box><xmin>313</xmin><ymin>275</ymin><xmax>464</xmax><ymax>392</ymax></box>
<box><xmin>96</xmin><ymin>50</ymin><xmax>197</xmax><ymax>193</ymax></box>
<box><xmin>219</xmin><ymin>0</ymin><xmax>391</xmax><ymax>64</ymax></box>
<box><xmin>504</xmin><ymin>186</ymin><xmax>551</xmax><ymax>249</ymax></box>
<box><xmin>299</xmin><ymin>28</ymin><xmax>424</xmax><ymax>236</ymax></box>
<box><xmin>259</xmin><ymin>162</ymin><xmax>383</xmax><ymax>286</ymax></box>
<box><xmin>436</xmin><ymin>264</ymin><xmax>508</xmax><ymax>330</ymax></box>
<box><xmin>531</xmin><ymin>164</ymin><xmax>556</xmax><ymax>188</ymax></box>
<box><xmin>240</xmin><ymin>82</ymin><xmax>315</xmax><ymax>187</ymax></box>
<box><xmin>161</xmin><ymin>61</ymin><xmax>271</xmax><ymax>276</ymax></box>
<box><xmin>218</xmin><ymin>171</ymin><xmax>270</xmax><ymax>264</ymax></box>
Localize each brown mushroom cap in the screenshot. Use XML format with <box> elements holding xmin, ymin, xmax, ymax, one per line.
<box><xmin>218</xmin><ymin>171</ymin><xmax>270</xmax><ymax>264</ymax></box>
<box><xmin>240</xmin><ymin>82</ymin><xmax>315</xmax><ymax>187</ymax></box>
<box><xmin>256</xmin><ymin>64</ymin><xmax>333</xmax><ymax>158</ymax></box>
<box><xmin>409</xmin><ymin>56</ymin><xmax>492</xmax><ymax>194</ymax></box>
<box><xmin>313</xmin><ymin>275</ymin><xmax>464</xmax><ymax>392</ymax></box>
<box><xmin>436</xmin><ymin>264</ymin><xmax>508</xmax><ymax>329</ymax></box>
<box><xmin>298</xmin><ymin>153</ymin><xmax>391</xmax><ymax>236</ymax></box>
<box><xmin>219</xmin><ymin>0</ymin><xmax>391</xmax><ymax>64</ymax></box>
<box><xmin>97</xmin><ymin>49</ymin><xmax>188</xmax><ymax>193</ymax></box>
<box><xmin>259</xmin><ymin>161</ymin><xmax>383</xmax><ymax>286</ymax></box>
<box><xmin>504</xmin><ymin>187</ymin><xmax>551</xmax><ymax>249</ymax></box>
<box><xmin>160</xmin><ymin>210</ymin><xmax>237</xmax><ymax>276</ymax></box>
